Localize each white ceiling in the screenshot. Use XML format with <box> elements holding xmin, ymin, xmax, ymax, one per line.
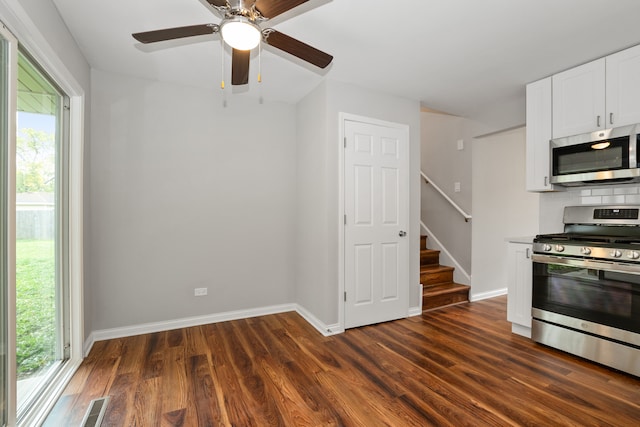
<box><xmin>52</xmin><ymin>0</ymin><xmax>640</xmax><ymax>121</ymax></box>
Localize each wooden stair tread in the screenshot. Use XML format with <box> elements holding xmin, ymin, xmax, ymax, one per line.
<box><xmin>420</xmin><ymin>264</ymin><xmax>454</xmax><ymax>273</ymax></box>
<box><xmin>423</xmin><ymin>282</ymin><xmax>470</xmax><ymax>295</ymax></box>
<box><xmin>420</xmin><ymin>248</ymin><xmax>440</xmax><ymax>255</ymax></box>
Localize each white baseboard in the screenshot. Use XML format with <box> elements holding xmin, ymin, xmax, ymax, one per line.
<box><xmin>84</xmin><ymin>303</ymin><xmax>297</xmax><ymax>356</ymax></box>
<box><xmin>83</xmin><ymin>303</ymin><xmax>346</xmax><ymax>355</ymax></box>
<box><xmin>295</xmin><ymin>304</ymin><xmax>344</xmax><ymax>336</ymax></box>
<box><xmin>470</xmin><ymin>287</ymin><xmax>507</xmax><ymax>302</ymax></box>
<box><xmin>83</xmin><ymin>333</ymin><xmax>95</xmax><ymax>357</ymax></box>
<box><xmin>408</xmin><ymin>283</ymin><xmax>424</xmax><ymax>316</ymax></box>
<box><xmin>408</xmin><ymin>306</ymin><xmax>422</xmax><ymax>317</ymax></box>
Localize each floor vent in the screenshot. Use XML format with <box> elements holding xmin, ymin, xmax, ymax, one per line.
<box><xmin>80</xmin><ymin>397</ymin><xmax>109</xmax><ymax>427</ymax></box>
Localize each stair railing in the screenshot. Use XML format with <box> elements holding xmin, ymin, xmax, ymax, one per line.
<box><xmin>421</xmin><ymin>171</ymin><xmax>472</xmax><ymax>222</ymax></box>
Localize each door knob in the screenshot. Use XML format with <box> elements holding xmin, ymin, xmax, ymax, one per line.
<box><xmin>398</xmin><ymin>230</ymin><xmax>407</xmax><ymax>237</ymax></box>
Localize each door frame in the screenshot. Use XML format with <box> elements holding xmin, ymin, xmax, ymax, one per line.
<box><xmin>338</xmin><ymin>112</ymin><xmax>411</xmax><ymax>330</ymax></box>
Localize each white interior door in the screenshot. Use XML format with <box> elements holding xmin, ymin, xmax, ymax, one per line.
<box><xmin>344</xmin><ymin>118</ymin><xmax>409</xmax><ymax>329</ymax></box>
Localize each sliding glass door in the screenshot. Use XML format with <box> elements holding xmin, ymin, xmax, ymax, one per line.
<box><xmin>1</xmin><ymin>24</ymin><xmax>72</xmax><ymax>424</ymax></box>
<box><xmin>15</xmin><ymin>50</ymin><xmax>70</xmax><ymax>419</ymax></box>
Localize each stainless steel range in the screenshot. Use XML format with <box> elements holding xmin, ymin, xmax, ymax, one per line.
<box><xmin>532</xmin><ymin>205</ymin><xmax>640</xmax><ymax>377</ymax></box>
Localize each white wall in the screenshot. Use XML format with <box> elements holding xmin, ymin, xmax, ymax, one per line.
<box><xmin>295</xmin><ymin>83</ymin><xmax>333</xmax><ymax>324</ymax></box>
<box><xmin>471</xmin><ymin>127</ymin><xmax>539</xmax><ymax>299</ymax></box>
<box><xmin>420</xmin><ymin>112</ymin><xmax>477</xmax><ymax>274</ymax></box>
<box><xmin>296</xmin><ymin>80</ymin><xmax>421</xmax><ymax>326</ymax></box>
<box><xmin>468</xmin><ymin>93</ymin><xmax>526</xmax><ymax>133</ymax></box>
<box><xmin>421</xmin><ymin>113</ymin><xmax>473</xmax><ymax>215</ymax></box>
<box><xmin>88</xmin><ymin>69</ymin><xmax>297</xmax><ymax>330</ymax></box>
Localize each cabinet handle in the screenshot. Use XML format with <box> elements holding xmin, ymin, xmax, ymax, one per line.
<box><xmin>597</xmin><ymin>115</ymin><xmax>601</xmax><ymax>127</ymax></box>
<box><xmin>526</xmin><ymin>248</ymin><xmax>530</xmax><ymax>259</ymax></box>
<box><xmin>610</xmin><ymin>112</ymin><xmax>614</xmax><ymax>125</ymax></box>
<box><xmin>544</xmin><ymin>176</ymin><xmax>548</xmax><ymax>187</ymax></box>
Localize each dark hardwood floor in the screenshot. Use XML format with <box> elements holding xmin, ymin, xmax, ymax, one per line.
<box><xmin>44</xmin><ymin>296</ymin><xmax>640</xmax><ymax>426</ymax></box>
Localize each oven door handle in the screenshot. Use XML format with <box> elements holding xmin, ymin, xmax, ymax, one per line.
<box><xmin>532</xmin><ymin>254</ymin><xmax>640</xmax><ymax>276</ymax></box>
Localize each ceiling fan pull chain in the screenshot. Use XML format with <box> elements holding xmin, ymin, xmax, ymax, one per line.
<box><xmin>220</xmin><ymin>40</ymin><xmax>228</xmax><ymax>108</ymax></box>
<box><xmin>258</xmin><ymin>42</ymin><xmax>262</xmax><ymax>83</ymax></box>
<box><xmin>258</xmin><ymin>42</ymin><xmax>264</xmax><ymax>104</ymax></box>
<box><xmin>220</xmin><ymin>39</ymin><xmax>225</xmax><ymax>90</ymax></box>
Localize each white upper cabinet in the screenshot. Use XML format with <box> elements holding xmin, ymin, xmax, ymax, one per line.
<box><xmin>606</xmin><ymin>44</ymin><xmax>640</xmax><ymax>128</ymax></box>
<box><xmin>552</xmin><ymin>44</ymin><xmax>640</xmax><ymax>139</ymax></box>
<box><xmin>552</xmin><ymin>59</ymin><xmax>605</xmax><ymax>138</ymax></box>
<box><xmin>526</xmin><ymin>77</ymin><xmax>553</xmax><ymax>191</ymax></box>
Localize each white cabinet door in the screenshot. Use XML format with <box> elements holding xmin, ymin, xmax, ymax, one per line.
<box><xmin>552</xmin><ymin>58</ymin><xmax>605</xmax><ymax>138</ymax></box>
<box><xmin>606</xmin><ymin>44</ymin><xmax>640</xmax><ymax>128</ymax></box>
<box><xmin>507</xmin><ymin>242</ymin><xmax>532</xmax><ymax>335</ymax></box>
<box><xmin>526</xmin><ymin>78</ymin><xmax>553</xmax><ymax>192</ymax></box>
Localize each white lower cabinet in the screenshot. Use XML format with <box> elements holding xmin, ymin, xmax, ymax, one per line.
<box><xmin>507</xmin><ymin>241</ymin><xmax>532</xmax><ymax>337</ymax></box>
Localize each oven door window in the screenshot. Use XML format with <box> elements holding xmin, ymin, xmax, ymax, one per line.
<box><xmin>552</xmin><ymin>135</ymin><xmax>629</xmax><ymax>176</ymax></box>
<box><xmin>532</xmin><ymin>262</ymin><xmax>640</xmax><ymax>334</ymax></box>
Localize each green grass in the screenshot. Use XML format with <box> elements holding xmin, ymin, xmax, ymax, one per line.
<box><xmin>16</xmin><ymin>239</ymin><xmax>56</xmax><ymax>379</ymax></box>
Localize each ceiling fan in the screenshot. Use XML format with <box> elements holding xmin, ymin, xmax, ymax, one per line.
<box><xmin>132</xmin><ymin>0</ymin><xmax>333</xmax><ymax>86</ymax></box>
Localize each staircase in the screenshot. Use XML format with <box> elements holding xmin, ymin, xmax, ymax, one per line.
<box><xmin>420</xmin><ymin>235</ymin><xmax>470</xmax><ymax>311</ymax></box>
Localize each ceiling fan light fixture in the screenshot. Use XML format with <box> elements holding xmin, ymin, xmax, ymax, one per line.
<box><xmin>220</xmin><ymin>17</ymin><xmax>261</xmax><ymax>50</ymax></box>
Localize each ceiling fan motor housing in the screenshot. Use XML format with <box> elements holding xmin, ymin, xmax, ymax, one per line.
<box><xmin>226</xmin><ymin>0</ymin><xmax>260</xmax><ymax>19</ymax></box>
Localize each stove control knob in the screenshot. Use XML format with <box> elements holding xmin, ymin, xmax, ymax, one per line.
<box><xmin>555</xmin><ymin>245</ymin><xmax>565</xmax><ymax>252</ymax></box>
<box><xmin>543</xmin><ymin>244</ymin><xmax>552</xmax><ymax>252</ymax></box>
<box><xmin>627</xmin><ymin>251</ymin><xmax>640</xmax><ymax>260</ymax></box>
<box><xmin>581</xmin><ymin>247</ymin><xmax>592</xmax><ymax>255</ymax></box>
<box><xmin>610</xmin><ymin>250</ymin><xmax>622</xmax><ymax>258</ymax></box>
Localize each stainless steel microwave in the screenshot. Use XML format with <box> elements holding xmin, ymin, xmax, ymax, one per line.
<box><xmin>550</xmin><ymin>123</ymin><xmax>640</xmax><ymax>186</ymax></box>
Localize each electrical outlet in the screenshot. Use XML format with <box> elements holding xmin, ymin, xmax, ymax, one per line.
<box><xmin>454</xmin><ymin>182</ymin><xmax>461</xmax><ymax>192</ymax></box>
<box><xmin>194</xmin><ymin>287</ymin><xmax>208</xmax><ymax>296</ymax></box>
<box><xmin>457</xmin><ymin>139</ymin><xmax>464</xmax><ymax>150</ymax></box>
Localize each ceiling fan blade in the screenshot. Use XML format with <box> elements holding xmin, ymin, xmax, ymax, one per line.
<box><xmin>262</xmin><ymin>29</ymin><xmax>332</xmax><ymax>69</ymax></box>
<box><xmin>205</xmin><ymin>0</ymin><xmax>228</xmax><ymax>6</ymax></box>
<box><xmin>232</xmin><ymin>49</ymin><xmax>251</xmax><ymax>85</ymax></box>
<box><xmin>132</xmin><ymin>24</ymin><xmax>218</xmax><ymax>44</ymax></box>
<box><xmin>255</xmin><ymin>0</ymin><xmax>308</xmax><ymax>19</ymax></box>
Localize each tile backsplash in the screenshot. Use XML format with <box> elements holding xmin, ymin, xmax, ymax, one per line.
<box><xmin>540</xmin><ymin>184</ymin><xmax>640</xmax><ymax>233</ymax></box>
<box><xmin>579</xmin><ymin>185</ymin><xmax>640</xmax><ymax>205</ymax></box>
